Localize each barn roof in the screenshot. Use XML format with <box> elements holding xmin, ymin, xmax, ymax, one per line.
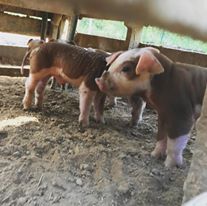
<box><xmin>0</xmin><ymin>0</ymin><xmax>207</xmax><ymax>41</ymax></box>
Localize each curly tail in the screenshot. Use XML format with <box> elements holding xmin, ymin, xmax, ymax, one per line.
<box><xmin>21</xmin><ymin>50</ymin><xmax>31</xmax><ymax>76</ymax></box>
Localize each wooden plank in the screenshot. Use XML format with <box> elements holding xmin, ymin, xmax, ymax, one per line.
<box><xmin>40</xmin><ymin>12</ymin><xmax>48</xmax><ymax>40</ymax></box>
<box><xmin>0</xmin><ymin>45</ymin><xmax>26</xmax><ymax>65</ymax></box>
<box><xmin>139</xmin><ymin>43</ymin><xmax>207</xmax><ymax>68</ymax></box>
<box><xmin>0</xmin><ymin>0</ymin><xmax>207</xmax><ymax>42</ymax></box>
<box><xmin>0</xmin><ymin>65</ymin><xmax>29</xmax><ymax>77</ymax></box>
<box><xmin>0</xmin><ymin>12</ymin><xmax>42</xmax><ymax>35</ymax></box>
<box><xmin>0</xmin><ymin>4</ymin><xmax>52</xmax><ymax>18</ymax></box>
<box><xmin>0</xmin><ymin>0</ymin><xmax>73</xmax><ymax>16</ymax></box>
<box><xmin>74</xmin><ymin>33</ymin><xmax>129</xmax><ymax>52</ymax></box>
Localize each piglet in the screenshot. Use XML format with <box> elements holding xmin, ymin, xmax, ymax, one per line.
<box><xmin>22</xmin><ymin>40</ymin><xmax>109</xmax><ymax>128</ymax></box>
<box><xmin>95</xmin><ymin>47</ymin><xmax>207</xmax><ymax>168</ymax></box>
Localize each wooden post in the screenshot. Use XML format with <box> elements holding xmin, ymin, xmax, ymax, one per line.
<box><xmin>182</xmin><ymin>89</ymin><xmax>207</xmax><ymax>204</ymax></box>
<box><xmin>67</xmin><ymin>15</ymin><xmax>78</xmax><ymax>42</ymax></box>
<box><xmin>49</xmin><ymin>14</ymin><xmax>63</xmax><ymax>40</ymax></box>
<box><xmin>41</xmin><ymin>12</ymin><xmax>48</xmax><ymax>40</ymax></box>
<box><xmin>127</xmin><ymin>24</ymin><xmax>143</xmax><ymax>49</ymax></box>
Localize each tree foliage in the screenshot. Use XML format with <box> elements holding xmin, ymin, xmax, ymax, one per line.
<box><xmin>77</xmin><ymin>18</ymin><xmax>207</xmax><ymax>53</ymax></box>
<box><xmin>77</xmin><ymin>18</ymin><xmax>127</xmax><ymax>40</ymax></box>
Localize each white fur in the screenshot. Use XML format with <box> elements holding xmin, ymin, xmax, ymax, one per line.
<box><xmin>138</xmin><ymin>101</ymin><xmax>146</xmax><ymax>122</ymax></box>
<box><xmin>109</xmin><ymin>48</ymin><xmax>140</xmax><ymax>72</ymax></box>
<box><xmin>165</xmin><ymin>134</ymin><xmax>189</xmax><ymax>167</ymax></box>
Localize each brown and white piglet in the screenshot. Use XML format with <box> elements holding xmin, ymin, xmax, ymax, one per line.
<box><xmin>22</xmin><ymin>41</ymin><xmax>109</xmax><ymax>129</ymax></box>
<box><xmin>96</xmin><ymin>47</ymin><xmax>207</xmax><ymax>168</ymax></box>
<box><xmin>96</xmin><ymin>50</ymin><xmax>147</xmax><ymax>126</ymax></box>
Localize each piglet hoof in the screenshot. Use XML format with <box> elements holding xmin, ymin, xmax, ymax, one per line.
<box><xmin>78</xmin><ymin>121</ymin><xmax>88</xmax><ymax>133</ymax></box>
<box><xmin>22</xmin><ymin>100</ymin><xmax>32</xmax><ymax>111</ymax></box>
<box><xmin>129</xmin><ymin>121</ymin><xmax>138</xmax><ymax>128</ymax></box>
<box><xmin>151</xmin><ymin>151</ymin><xmax>165</xmax><ymax>161</ymax></box>
<box><xmin>23</xmin><ymin>105</ymin><xmax>30</xmax><ymax>111</ymax></box>
<box><xmin>95</xmin><ymin>118</ymin><xmax>105</xmax><ymax>125</ymax></box>
<box><xmin>151</xmin><ymin>150</ymin><xmax>161</xmax><ymax>159</ymax></box>
<box><xmin>78</xmin><ymin>126</ymin><xmax>85</xmax><ymax>133</ymax></box>
<box><xmin>34</xmin><ymin>103</ymin><xmax>43</xmax><ymax>111</ymax></box>
<box><xmin>164</xmin><ymin>155</ymin><xmax>184</xmax><ymax>168</ymax></box>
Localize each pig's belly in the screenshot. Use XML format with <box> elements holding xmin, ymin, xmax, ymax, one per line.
<box><xmin>54</xmin><ymin>72</ymin><xmax>84</xmax><ymax>87</ymax></box>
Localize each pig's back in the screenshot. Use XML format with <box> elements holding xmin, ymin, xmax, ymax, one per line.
<box><xmin>46</xmin><ymin>42</ymin><xmax>109</xmax><ymax>90</ymax></box>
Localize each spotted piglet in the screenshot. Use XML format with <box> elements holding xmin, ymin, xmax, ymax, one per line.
<box><xmin>95</xmin><ymin>47</ymin><xmax>207</xmax><ymax>167</ymax></box>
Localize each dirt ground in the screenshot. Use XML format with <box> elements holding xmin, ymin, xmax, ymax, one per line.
<box><xmin>0</xmin><ymin>76</ymin><xmax>194</xmax><ymax>206</ymax></box>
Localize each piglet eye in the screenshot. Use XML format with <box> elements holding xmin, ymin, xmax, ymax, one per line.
<box><xmin>122</xmin><ymin>66</ymin><xmax>130</xmax><ymax>73</ymax></box>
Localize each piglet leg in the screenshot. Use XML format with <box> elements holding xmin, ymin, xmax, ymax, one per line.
<box><xmin>50</xmin><ymin>77</ymin><xmax>57</xmax><ymax>89</ymax></box>
<box><xmin>151</xmin><ymin>116</ymin><xmax>167</xmax><ymax>158</ymax></box>
<box><xmin>93</xmin><ymin>92</ymin><xmax>106</xmax><ymax>124</ymax></box>
<box><xmin>107</xmin><ymin>95</ymin><xmax>117</xmax><ymax>107</ymax></box>
<box><xmin>128</xmin><ymin>95</ymin><xmax>146</xmax><ymax>127</ymax></box>
<box><xmin>78</xmin><ymin>82</ymin><xmax>96</xmax><ymax>128</ymax></box>
<box><xmin>23</xmin><ymin>75</ymin><xmax>39</xmax><ymax>110</ymax></box>
<box><xmin>151</xmin><ymin>138</ymin><xmax>167</xmax><ymax>158</ymax></box>
<box><xmin>165</xmin><ymin>134</ymin><xmax>189</xmax><ymax>168</ymax></box>
<box><xmin>35</xmin><ymin>76</ymin><xmax>50</xmax><ymax>109</ymax></box>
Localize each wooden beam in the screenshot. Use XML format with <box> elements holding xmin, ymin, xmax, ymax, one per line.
<box><xmin>49</xmin><ymin>14</ymin><xmax>62</xmax><ymax>40</ymax></box>
<box><xmin>0</xmin><ymin>45</ymin><xmax>26</xmax><ymax>65</ymax></box>
<box><xmin>0</xmin><ymin>0</ymin><xmax>73</xmax><ymax>16</ymax></box>
<box><xmin>0</xmin><ymin>12</ymin><xmax>42</xmax><ymax>35</ymax></box>
<box><xmin>0</xmin><ymin>65</ymin><xmax>29</xmax><ymax>77</ymax></box>
<box><xmin>40</xmin><ymin>12</ymin><xmax>48</xmax><ymax>40</ymax></box>
<box><xmin>1</xmin><ymin>0</ymin><xmax>207</xmax><ymax>42</ymax></box>
<box><xmin>67</xmin><ymin>15</ymin><xmax>78</xmax><ymax>42</ymax></box>
<box><xmin>0</xmin><ymin>4</ymin><xmax>52</xmax><ymax>18</ymax></box>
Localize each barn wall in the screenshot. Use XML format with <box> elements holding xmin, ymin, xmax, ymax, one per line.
<box><xmin>0</xmin><ymin>4</ymin><xmax>53</xmax><ymax>36</ymax></box>
<box><xmin>0</xmin><ymin>0</ymin><xmax>207</xmax><ymax>42</ymax></box>
<box><xmin>74</xmin><ymin>33</ymin><xmax>129</xmax><ymax>52</ymax></box>
<box><xmin>1</xmin><ymin>43</ymin><xmax>207</xmax><ymax>68</ymax></box>
<box><xmin>0</xmin><ymin>45</ymin><xmax>26</xmax><ymax>65</ymax></box>
<box><xmin>139</xmin><ymin>43</ymin><xmax>207</xmax><ymax>67</ymax></box>
<box><xmin>0</xmin><ymin>12</ymin><xmax>43</xmax><ymax>36</ymax></box>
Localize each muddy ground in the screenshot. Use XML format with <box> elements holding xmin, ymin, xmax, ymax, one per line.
<box><xmin>0</xmin><ymin>76</ymin><xmax>194</xmax><ymax>206</ymax></box>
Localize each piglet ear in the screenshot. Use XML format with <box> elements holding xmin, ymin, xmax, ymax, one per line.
<box><xmin>145</xmin><ymin>47</ymin><xmax>160</xmax><ymax>54</ymax></box>
<box><xmin>106</xmin><ymin>51</ymin><xmax>123</xmax><ymax>66</ymax></box>
<box><xmin>27</xmin><ymin>38</ymin><xmax>33</xmax><ymax>45</ymax></box>
<box><xmin>135</xmin><ymin>51</ymin><xmax>164</xmax><ymax>75</ymax></box>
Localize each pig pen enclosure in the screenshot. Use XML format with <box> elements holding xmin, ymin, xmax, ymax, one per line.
<box><xmin>0</xmin><ymin>76</ymin><xmax>193</xmax><ymax>206</ymax></box>
<box><xmin>0</xmin><ymin>1</ymin><xmax>207</xmax><ymax>206</ymax></box>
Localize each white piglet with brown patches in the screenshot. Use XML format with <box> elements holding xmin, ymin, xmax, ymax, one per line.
<box><xmin>96</xmin><ymin>47</ymin><xmax>207</xmax><ymax>168</ymax></box>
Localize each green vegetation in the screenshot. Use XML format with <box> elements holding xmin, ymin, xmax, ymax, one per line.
<box><xmin>77</xmin><ymin>18</ymin><xmax>207</xmax><ymax>54</ymax></box>
<box><xmin>77</xmin><ymin>18</ymin><xmax>127</xmax><ymax>40</ymax></box>
<box><xmin>141</xmin><ymin>26</ymin><xmax>207</xmax><ymax>54</ymax></box>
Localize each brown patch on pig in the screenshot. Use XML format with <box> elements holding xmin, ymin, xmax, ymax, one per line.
<box><xmin>29</xmin><ymin>43</ymin><xmax>108</xmax><ymax>91</ymax></box>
